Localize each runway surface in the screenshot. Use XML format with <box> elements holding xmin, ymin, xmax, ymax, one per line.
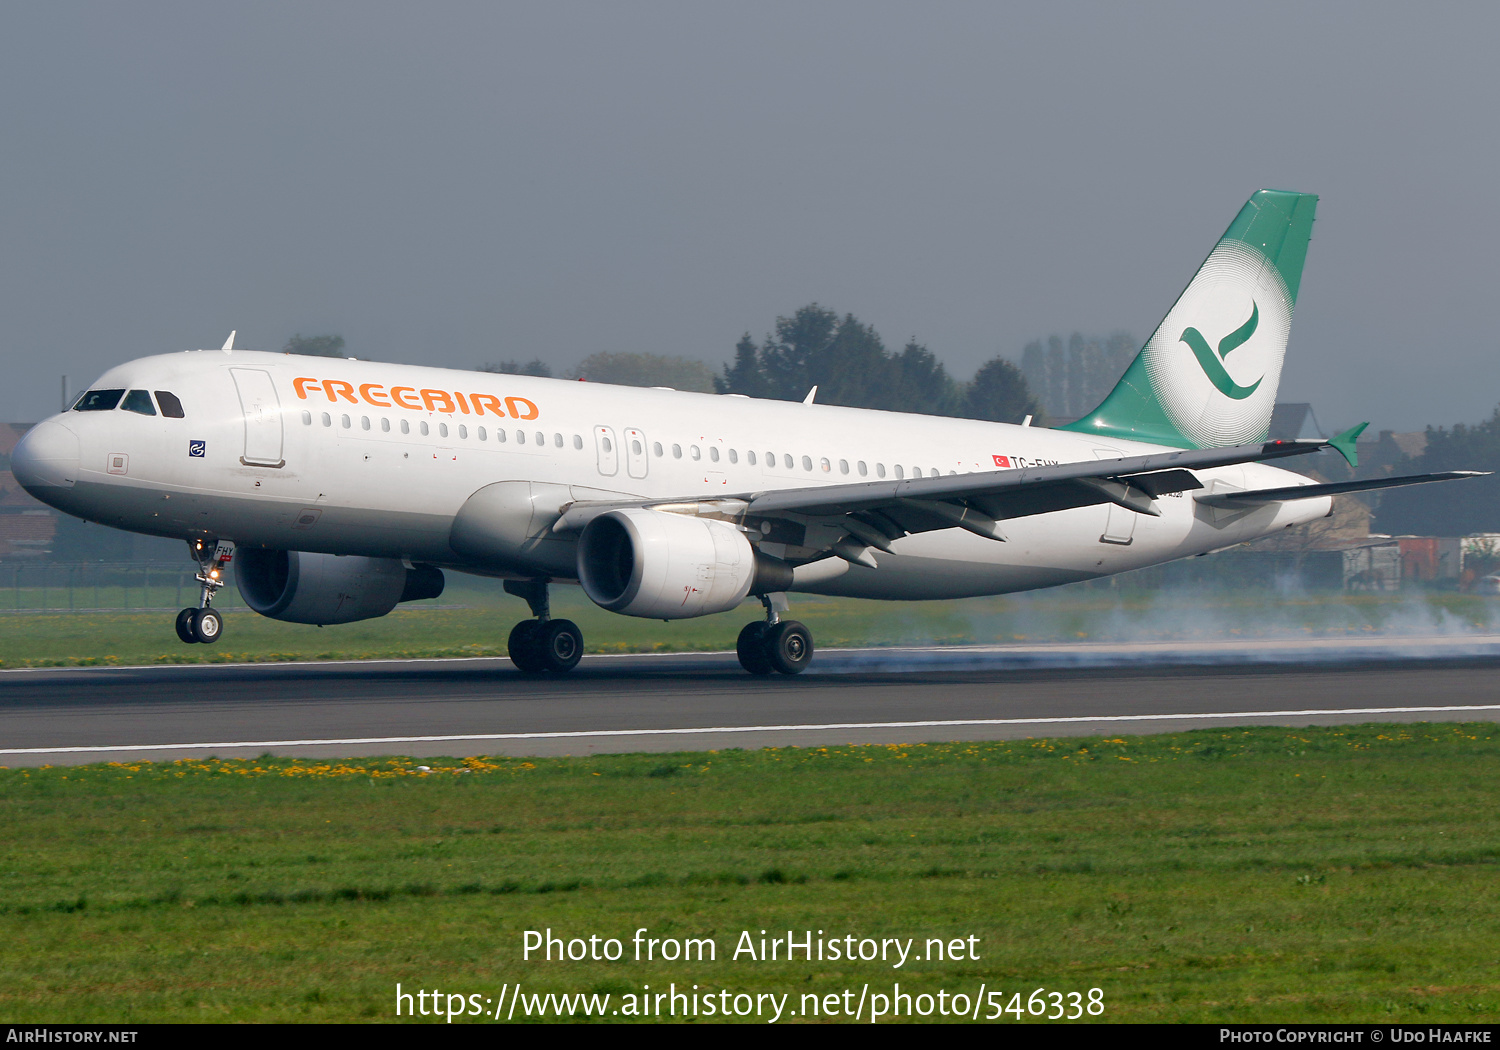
<box><xmin>3</xmin><ymin>635</ymin><xmax>1500</xmax><ymax>766</ymax></box>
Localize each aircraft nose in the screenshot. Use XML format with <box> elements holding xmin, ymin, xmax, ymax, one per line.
<box><xmin>11</xmin><ymin>419</ymin><xmax>80</xmax><ymax>494</ymax></box>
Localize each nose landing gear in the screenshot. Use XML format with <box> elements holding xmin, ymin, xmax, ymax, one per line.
<box><xmin>737</xmin><ymin>592</ymin><xmax>812</xmax><ymax>675</ymax></box>
<box><xmin>504</xmin><ymin>579</ymin><xmax>583</xmax><ymax>673</ymax></box>
<box><xmin>175</xmin><ymin>539</ymin><xmax>232</xmax><ymax>645</ymax></box>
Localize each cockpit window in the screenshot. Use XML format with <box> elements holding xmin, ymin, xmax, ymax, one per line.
<box><xmin>154</xmin><ymin>391</ymin><xmax>185</xmax><ymax>418</ymax></box>
<box><xmin>73</xmin><ymin>389</ymin><xmax>125</xmax><ymax>411</ymax></box>
<box><xmin>121</xmin><ymin>389</ymin><xmax>157</xmax><ymax>416</ymax></box>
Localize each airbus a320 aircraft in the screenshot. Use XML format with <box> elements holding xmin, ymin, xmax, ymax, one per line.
<box><xmin>10</xmin><ymin>190</ymin><xmax>1480</xmax><ymax>674</ymax></box>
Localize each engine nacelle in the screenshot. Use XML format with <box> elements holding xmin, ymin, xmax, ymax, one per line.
<box><xmin>577</xmin><ymin>509</ymin><xmax>791</xmax><ymax>619</ymax></box>
<box><xmin>448</xmin><ymin>480</ymin><xmax>643</xmax><ymax>576</ymax></box>
<box><xmin>235</xmin><ymin>549</ymin><xmax>445</xmax><ymax>625</ymax></box>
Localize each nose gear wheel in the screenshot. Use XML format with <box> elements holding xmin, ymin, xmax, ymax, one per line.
<box><xmin>175</xmin><ymin>539</ymin><xmax>232</xmax><ymax>645</ymax></box>
<box><xmin>192</xmin><ymin>608</ymin><xmax>223</xmax><ymax>644</ymax></box>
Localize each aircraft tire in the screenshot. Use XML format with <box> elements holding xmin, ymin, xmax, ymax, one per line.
<box><xmin>765</xmin><ymin>620</ymin><xmax>813</xmax><ymax>675</ymax></box>
<box><xmin>507</xmin><ymin>620</ymin><xmax>547</xmax><ymax>673</ymax></box>
<box><xmin>736</xmin><ymin>622</ymin><xmax>773</xmax><ymax>675</ymax></box>
<box><xmin>535</xmin><ymin>619</ymin><xmax>584</xmax><ymax>673</ymax></box>
<box><xmin>192</xmin><ymin>608</ymin><xmax>223</xmax><ymax>645</ymax></box>
<box><xmin>175</xmin><ymin>608</ymin><xmax>200</xmax><ymax>645</ymax></box>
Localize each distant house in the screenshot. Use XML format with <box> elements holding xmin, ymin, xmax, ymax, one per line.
<box><xmin>1266</xmin><ymin>404</ymin><xmax>1430</xmax><ymax>481</ymax></box>
<box><xmin>1398</xmin><ymin>536</ymin><xmax>1462</xmax><ymax>584</ymax></box>
<box><xmin>1343</xmin><ymin>541</ymin><xmax>1402</xmax><ymax>591</ymax></box>
<box><xmin>1267</xmin><ymin>402</ymin><xmax>1326</xmax><ymax>442</ymax></box>
<box><xmin>1355</xmin><ymin>429</ymin><xmax>1428</xmax><ymax>479</ymax></box>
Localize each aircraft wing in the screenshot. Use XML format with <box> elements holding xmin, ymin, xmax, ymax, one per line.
<box><xmin>553</xmin><ymin>438</ymin><xmax>1336</xmax><ymax>545</ymax></box>
<box><xmin>740</xmin><ymin>440</ymin><xmax>1326</xmax><ymax>519</ymax></box>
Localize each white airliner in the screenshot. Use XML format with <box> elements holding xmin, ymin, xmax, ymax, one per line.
<box><xmin>10</xmin><ymin>190</ymin><xmax>1479</xmax><ymax>674</ymax></box>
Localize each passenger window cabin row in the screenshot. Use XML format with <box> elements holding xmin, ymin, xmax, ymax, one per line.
<box><xmin>648</xmin><ymin>440</ymin><xmax>950</xmax><ymax>479</ymax></box>
<box><xmin>300</xmin><ymin>409</ymin><xmax>579</xmax><ymax>448</ymax></box>
<box><xmin>296</xmin><ymin>410</ymin><xmax>954</xmax><ymax>481</ymax></box>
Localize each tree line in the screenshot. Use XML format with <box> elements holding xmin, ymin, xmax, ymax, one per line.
<box><xmin>715</xmin><ymin>304</ymin><xmax>1036</xmax><ymax>423</ymax></box>
<box><xmin>1374</xmin><ymin>407</ymin><xmax>1500</xmax><ymax>535</ymax></box>
<box><xmin>468</xmin><ymin>304</ymin><xmax>1041</xmax><ymax>423</ymax></box>
<box><xmin>284</xmin><ymin>307</ymin><xmax>1115</xmax><ymax>426</ymax></box>
<box><xmin>1020</xmin><ymin>332</ymin><xmax>1137</xmax><ymax>420</ymax></box>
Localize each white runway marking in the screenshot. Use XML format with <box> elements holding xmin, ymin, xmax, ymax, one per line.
<box><xmin>6</xmin><ymin>704</ymin><xmax>1500</xmax><ymax>756</ymax></box>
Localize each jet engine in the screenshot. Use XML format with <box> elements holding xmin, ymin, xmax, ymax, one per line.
<box><xmin>235</xmin><ymin>549</ymin><xmax>445</xmax><ymax>625</ymax></box>
<box><xmin>576</xmin><ymin>508</ymin><xmax>792</xmax><ymax>619</ymax></box>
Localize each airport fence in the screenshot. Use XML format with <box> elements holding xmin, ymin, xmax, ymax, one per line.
<box><xmin>0</xmin><ymin>561</ymin><xmax>239</xmax><ymax>613</ymax></box>
<box><xmin>0</xmin><ymin>560</ymin><xmax>484</xmax><ymax>613</ymax></box>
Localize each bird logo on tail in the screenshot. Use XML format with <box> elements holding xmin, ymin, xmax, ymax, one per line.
<box><xmin>1180</xmin><ymin>302</ymin><xmax>1263</xmax><ymax>400</ymax></box>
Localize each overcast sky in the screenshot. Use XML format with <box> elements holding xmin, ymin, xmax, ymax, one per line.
<box><xmin>2</xmin><ymin>2</ymin><xmax>1496</xmax><ymax>431</ymax></box>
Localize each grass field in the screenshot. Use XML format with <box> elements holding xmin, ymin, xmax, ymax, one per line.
<box><xmin>0</xmin><ymin>582</ymin><xmax>1493</xmax><ymax>668</ymax></box>
<box><xmin>3</xmin><ymin>724</ymin><xmax>1499</xmax><ymax>1023</ymax></box>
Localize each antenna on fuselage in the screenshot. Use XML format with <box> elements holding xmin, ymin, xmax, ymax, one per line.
<box><xmin>802</xmin><ymin>386</ymin><xmax>817</xmax><ymax>405</ymax></box>
<box><xmin>221</xmin><ymin>331</ymin><xmax>237</xmax><ymax>353</ymax></box>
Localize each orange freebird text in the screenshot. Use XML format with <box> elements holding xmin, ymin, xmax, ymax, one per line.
<box><xmin>291</xmin><ymin>377</ymin><xmax>539</xmax><ymax>420</ymax></box>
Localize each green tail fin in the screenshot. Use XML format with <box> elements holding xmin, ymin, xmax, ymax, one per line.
<box><xmin>1059</xmin><ymin>189</ymin><xmax>1318</xmax><ymax>448</ymax></box>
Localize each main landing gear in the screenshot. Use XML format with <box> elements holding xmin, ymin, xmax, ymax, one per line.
<box><xmin>504</xmin><ymin>579</ymin><xmax>583</xmax><ymax>674</ymax></box>
<box><xmin>175</xmin><ymin>539</ymin><xmax>231</xmax><ymax>645</ymax></box>
<box><xmin>737</xmin><ymin>593</ymin><xmax>813</xmax><ymax>676</ymax></box>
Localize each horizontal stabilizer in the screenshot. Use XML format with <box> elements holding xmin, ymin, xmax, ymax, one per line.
<box><xmin>1196</xmin><ymin>471</ymin><xmax>1487</xmax><ymax>507</ymax></box>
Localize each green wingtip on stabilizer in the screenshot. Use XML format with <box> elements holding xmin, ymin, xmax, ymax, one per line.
<box><xmin>1329</xmin><ymin>422</ymin><xmax>1369</xmax><ymax>468</ymax></box>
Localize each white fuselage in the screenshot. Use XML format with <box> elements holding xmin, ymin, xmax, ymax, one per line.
<box><xmin>20</xmin><ymin>350</ymin><xmax>1331</xmax><ymax>603</ymax></box>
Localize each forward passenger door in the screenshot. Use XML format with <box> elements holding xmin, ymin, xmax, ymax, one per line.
<box><xmin>230</xmin><ymin>368</ymin><xmax>285</xmax><ymax>468</ymax></box>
